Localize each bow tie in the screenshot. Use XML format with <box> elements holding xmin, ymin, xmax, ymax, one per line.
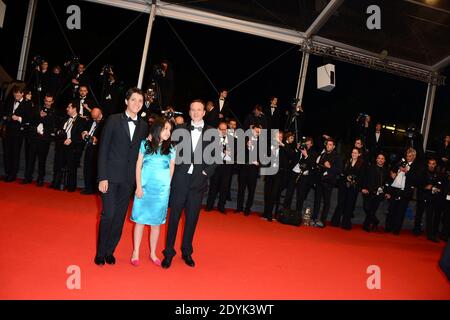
<box><xmin>219</xmin><ymin>98</ymin><xmax>224</xmax><ymax>101</ymax></box>
<box><xmin>190</xmin><ymin>125</ymin><xmax>203</xmax><ymax>132</ymax></box>
<box><xmin>128</xmin><ymin>117</ymin><xmax>138</xmax><ymax>125</ymax></box>
<box><xmin>15</xmin><ymin>100</ymin><xmax>20</xmax><ymax>104</ymax></box>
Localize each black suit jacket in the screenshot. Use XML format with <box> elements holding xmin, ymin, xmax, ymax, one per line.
<box><xmin>215</xmin><ymin>98</ymin><xmax>231</xmax><ymax>120</ymax></box>
<box><xmin>97</xmin><ymin>113</ymin><xmax>148</xmax><ymax>185</ymax></box>
<box><xmin>263</xmin><ymin>105</ymin><xmax>282</xmax><ymax>130</ymax></box>
<box><xmin>368</xmin><ymin>130</ymin><xmax>386</xmax><ymax>153</ymax></box>
<box><xmin>2</xmin><ymin>99</ymin><xmax>33</xmax><ymax>136</ymax></box>
<box><xmin>204</xmin><ymin>107</ymin><xmax>220</xmax><ymax>128</ymax></box>
<box><xmin>361</xmin><ymin>164</ymin><xmax>389</xmax><ymax>194</ymax></box>
<box><xmin>170</xmin><ymin>123</ymin><xmax>218</xmax><ymax>194</ymax></box>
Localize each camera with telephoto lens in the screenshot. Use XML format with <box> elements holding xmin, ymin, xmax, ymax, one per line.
<box><xmin>100</xmin><ymin>64</ymin><xmax>113</xmax><ymax>76</ymax></box>
<box><xmin>83</xmin><ymin>134</ymin><xmax>94</xmax><ymax>145</ymax></box>
<box><xmin>431</xmin><ymin>180</ymin><xmax>442</xmax><ymax>195</ymax></box>
<box><xmin>31</xmin><ymin>55</ymin><xmax>44</xmax><ymax>68</ymax></box>
<box><xmin>357</xmin><ymin>113</ymin><xmax>368</xmax><ymax>127</ymax></box>
<box><xmin>64</xmin><ymin>56</ymin><xmax>80</xmax><ymax>73</ymax></box>
<box><xmin>40</xmin><ymin>106</ymin><xmax>51</xmax><ymax>114</ymax></box>
<box><xmin>376</xmin><ymin>183</ymin><xmax>390</xmax><ymax>196</ymax></box>
<box><xmin>55</xmin><ymin>129</ymin><xmax>67</xmax><ymax>141</ymax></box>
<box><xmin>299</xmin><ymin>136</ymin><xmax>307</xmax><ymax>150</ymax></box>
<box><xmin>400</xmin><ymin>158</ymin><xmax>408</xmax><ymax>168</ymax></box>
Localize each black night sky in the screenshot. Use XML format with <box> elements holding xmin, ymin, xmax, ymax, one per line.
<box><xmin>1</xmin><ymin>0</ymin><xmax>449</xmax><ymax>149</ymax></box>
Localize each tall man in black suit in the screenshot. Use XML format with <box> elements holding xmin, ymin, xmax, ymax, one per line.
<box><xmin>205</xmin><ymin>121</ymin><xmax>235</xmax><ymax>213</ymax></box>
<box><xmin>80</xmin><ymin>107</ymin><xmax>104</xmax><ymax>194</ymax></box>
<box><xmin>1</xmin><ymin>86</ymin><xmax>33</xmax><ymax>182</ymax></box>
<box><xmin>263</xmin><ymin>96</ymin><xmax>281</xmax><ymax>130</ymax></box>
<box><xmin>367</xmin><ymin>122</ymin><xmax>385</xmax><ymax>159</ymax></box>
<box><xmin>50</xmin><ymin>101</ymin><xmax>87</xmax><ymax>191</ymax></box>
<box><xmin>95</xmin><ymin>88</ymin><xmax>148</xmax><ymax>266</ymax></box>
<box><xmin>23</xmin><ymin>93</ymin><xmax>56</xmax><ymax>186</ymax></box>
<box><xmin>215</xmin><ymin>88</ymin><xmax>231</xmax><ymax>121</ymax></box>
<box><xmin>162</xmin><ymin>100</ymin><xmax>218</xmax><ymax>268</ymax></box>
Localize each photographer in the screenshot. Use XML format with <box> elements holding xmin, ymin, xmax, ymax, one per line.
<box><xmin>421</xmin><ymin>158</ymin><xmax>445</xmax><ymax>242</ymax></box>
<box><xmin>100</xmin><ymin>66</ymin><xmax>123</xmax><ymax>118</ymax></box>
<box><xmin>29</xmin><ymin>58</ymin><xmax>49</xmax><ymax>105</ymax></box>
<box><xmin>74</xmin><ymin>85</ymin><xmax>94</xmax><ymax>119</ymax></box>
<box><xmin>284</xmin><ymin>103</ymin><xmax>304</xmax><ymax>141</ymax></box>
<box><xmin>244</xmin><ymin>104</ymin><xmax>267</xmax><ymax>130</ymax></box>
<box><xmin>23</xmin><ymin>94</ymin><xmax>56</xmax><ymax>186</ymax></box>
<box><xmin>70</xmin><ymin>62</ymin><xmax>90</xmax><ymax>99</ymax></box>
<box><xmin>331</xmin><ymin>148</ymin><xmax>365</xmax><ymax>230</ymax></box>
<box><xmin>361</xmin><ymin>152</ymin><xmax>390</xmax><ymax>232</ymax></box>
<box><xmin>152</xmin><ymin>60</ymin><xmax>174</xmax><ymax>109</ymax></box>
<box><xmin>50</xmin><ymin>101</ymin><xmax>87</xmax><ymax>191</ymax></box>
<box><xmin>385</xmin><ymin>148</ymin><xmax>422</xmax><ymax>235</ymax></box>
<box><xmin>205</xmin><ymin>122</ymin><xmax>235</xmax><ymax>214</ymax></box>
<box><xmin>1</xmin><ymin>86</ymin><xmax>33</xmax><ymax>182</ymax></box>
<box><xmin>354</xmin><ymin>113</ymin><xmax>371</xmax><ymax>143</ymax></box>
<box><xmin>204</xmin><ymin>101</ymin><xmax>219</xmax><ymax>128</ymax></box>
<box><xmin>404</xmin><ymin>124</ymin><xmax>424</xmax><ymax>161</ymax></box>
<box><xmin>262</xmin><ymin>131</ymin><xmax>295</xmax><ymax>221</ymax></box>
<box><xmin>312</xmin><ymin>138</ymin><xmax>343</xmax><ymax>228</ymax></box>
<box><xmin>80</xmin><ymin>107</ymin><xmax>104</xmax><ymax>195</ymax></box>
<box><xmin>282</xmin><ymin>136</ymin><xmax>318</xmax><ymax>216</ymax></box>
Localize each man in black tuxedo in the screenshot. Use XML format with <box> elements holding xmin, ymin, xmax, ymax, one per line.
<box><xmin>367</xmin><ymin>122</ymin><xmax>385</xmax><ymax>159</ymax></box>
<box><xmin>23</xmin><ymin>94</ymin><xmax>56</xmax><ymax>186</ymax></box>
<box><xmin>95</xmin><ymin>88</ymin><xmax>148</xmax><ymax>266</ymax></box>
<box><xmin>361</xmin><ymin>152</ymin><xmax>389</xmax><ymax>232</ymax></box>
<box><xmin>263</xmin><ymin>96</ymin><xmax>281</xmax><ymax>130</ymax></box>
<box><xmin>204</xmin><ymin>100</ymin><xmax>219</xmax><ymax>128</ymax></box>
<box><xmin>80</xmin><ymin>107</ymin><xmax>104</xmax><ymax>195</ymax></box>
<box><xmin>162</xmin><ymin>100</ymin><xmax>218</xmax><ymax>268</ymax></box>
<box><xmin>244</xmin><ymin>104</ymin><xmax>268</xmax><ymax>130</ymax></box>
<box><xmin>236</xmin><ymin>124</ymin><xmax>262</xmax><ymax>216</ymax></box>
<box><xmin>50</xmin><ymin>101</ymin><xmax>87</xmax><ymax>191</ymax></box>
<box><xmin>73</xmin><ymin>85</ymin><xmax>94</xmax><ymax>119</ymax></box>
<box><xmin>385</xmin><ymin>148</ymin><xmax>422</xmax><ymax>235</ymax></box>
<box><xmin>205</xmin><ymin>121</ymin><xmax>235</xmax><ymax>213</ymax></box>
<box><xmin>215</xmin><ymin>88</ymin><xmax>231</xmax><ymax>121</ymax></box>
<box><xmin>1</xmin><ymin>86</ymin><xmax>33</xmax><ymax>182</ymax></box>
<box><xmin>70</xmin><ymin>63</ymin><xmax>90</xmax><ymax>99</ymax></box>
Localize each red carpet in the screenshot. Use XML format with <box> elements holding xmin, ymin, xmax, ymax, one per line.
<box><xmin>0</xmin><ymin>181</ymin><xmax>449</xmax><ymax>299</ymax></box>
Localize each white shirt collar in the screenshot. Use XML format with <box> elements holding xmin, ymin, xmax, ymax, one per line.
<box><xmin>125</xmin><ymin>111</ymin><xmax>138</xmax><ymax>121</ymax></box>
<box><xmin>191</xmin><ymin>120</ymin><xmax>204</xmax><ymax>128</ymax></box>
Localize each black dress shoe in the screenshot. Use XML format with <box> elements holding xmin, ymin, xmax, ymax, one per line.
<box><xmin>36</xmin><ymin>179</ymin><xmax>44</xmax><ymax>187</ymax></box>
<box><xmin>21</xmin><ymin>179</ymin><xmax>31</xmax><ymax>184</ymax></box>
<box><xmin>161</xmin><ymin>256</ymin><xmax>172</xmax><ymax>269</ymax></box>
<box><xmin>204</xmin><ymin>206</ymin><xmax>212</xmax><ymax>212</ymax></box>
<box><xmin>218</xmin><ymin>207</ymin><xmax>226</xmax><ymax>214</ymax></box>
<box><xmin>94</xmin><ymin>256</ymin><xmax>105</xmax><ymax>266</ymax></box>
<box><xmin>105</xmin><ymin>255</ymin><xmax>116</xmax><ymax>265</ymax></box>
<box><xmin>234</xmin><ymin>209</ymin><xmax>243</xmax><ymax>214</ymax></box>
<box><xmin>244</xmin><ymin>209</ymin><xmax>250</xmax><ymax>216</ymax></box>
<box><xmin>4</xmin><ymin>176</ymin><xmax>15</xmax><ymax>182</ymax></box>
<box><xmin>182</xmin><ymin>255</ymin><xmax>195</xmax><ymax>267</ymax></box>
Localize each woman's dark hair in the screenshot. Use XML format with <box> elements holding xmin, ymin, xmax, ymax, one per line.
<box><xmin>145</xmin><ymin>117</ymin><xmax>173</xmax><ymax>156</ymax></box>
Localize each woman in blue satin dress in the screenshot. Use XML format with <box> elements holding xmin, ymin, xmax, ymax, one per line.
<box><xmin>130</xmin><ymin>118</ymin><xmax>175</xmax><ymax>267</ymax></box>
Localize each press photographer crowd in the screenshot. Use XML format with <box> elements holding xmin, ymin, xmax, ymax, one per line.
<box><xmin>1</xmin><ymin>56</ymin><xmax>450</xmax><ymax>246</ymax></box>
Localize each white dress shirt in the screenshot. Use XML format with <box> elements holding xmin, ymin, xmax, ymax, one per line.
<box><xmin>188</xmin><ymin>120</ymin><xmax>204</xmax><ymax>174</ymax></box>
<box><xmin>219</xmin><ymin>99</ymin><xmax>225</xmax><ymax>112</ymax></box>
<box><xmin>125</xmin><ymin>111</ymin><xmax>137</xmax><ymax>141</ymax></box>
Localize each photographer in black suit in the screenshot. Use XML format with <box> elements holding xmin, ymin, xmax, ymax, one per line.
<box><xmin>312</xmin><ymin>138</ymin><xmax>343</xmax><ymax>228</ymax></box>
<box><xmin>205</xmin><ymin>122</ymin><xmax>234</xmax><ymax>213</ymax></box>
<box><xmin>385</xmin><ymin>148</ymin><xmax>421</xmax><ymax>235</ymax></box>
<box><xmin>162</xmin><ymin>100</ymin><xmax>218</xmax><ymax>268</ymax></box>
<box><xmin>73</xmin><ymin>85</ymin><xmax>94</xmax><ymax>119</ymax></box>
<box><xmin>361</xmin><ymin>152</ymin><xmax>389</xmax><ymax>232</ymax></box>
<box><xmin>23</xmin><ymin>94</ymin><xmax>56</xmax><ymax>186</ymax></box>
<box><xmin>80</xmin><ymin>107</ymin><xmax>104</xmax><ymax>195</ymax></box>
<box><xmin>264</xmin><ymin>96</ymin><xmax>282</xmax><ymax>130</ymax></box>
<box><xmin>236</xmin><ymin>124</ymin><xmax>262</xmax><ymax>216</ymax></box>
<box><xmin>95</xmin><ymin>88</ymin><xmax>148</xmax><ymax>266</ymax></box>
<box><xmin>283</xmin><ymin>136</ymin><xmax>318</xmax><ymax>216</ymax></box>
<box><xmin>263</xmin><ymin>131</ymin><xmax>295</xmax><ymax>221</ymax></box>
<box><xmin>421</xmin><ymin>158</ymin><xmax>445</xmax><ymax>242</ymax></box>
<box><xmin>50</xmin><ymin>101</ymin><xmax>87</xmax><ymax>192</ymax></box>
<box><xmin>1</xmin><ymin>86</ymin><xmax>33</xmax><ymax>182</ymax></box>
